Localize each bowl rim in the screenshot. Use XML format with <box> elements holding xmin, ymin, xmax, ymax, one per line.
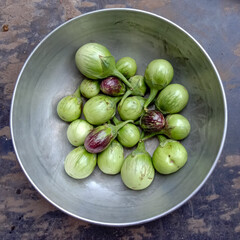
<box><xmin>10</xmin><ymin>8</ymin><xmax>228</xmax><ymax>227</ymax></box>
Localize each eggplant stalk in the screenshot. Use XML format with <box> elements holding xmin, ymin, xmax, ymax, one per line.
<box><xmin>143</xmin><ymin>88</ymin><xmax>158</xmax><ymax>111</ymax></box>
<box><xmin>157</xmin><ymin>135</ymin><xmax>167</xmax><ymax>142</ymax></box>
<box><xmin>100</xmin><ymin>56</ymin><xmax>133</xmax><ymax>89</ymax></box>
<box><xmin>73</xmin><ymin>86</ymin><xmax>81</xmax><ymax>98</ymax></box>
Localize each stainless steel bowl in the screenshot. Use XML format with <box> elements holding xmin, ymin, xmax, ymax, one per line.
<box><xmin>10</xmin><ymin>9</ymin><xmax>227</xmax><ymax>226</ymax></box>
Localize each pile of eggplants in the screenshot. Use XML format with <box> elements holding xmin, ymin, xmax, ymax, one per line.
<box><xmin>57</xmin><ymin>42</ymin><xmax>191</xmax><ymax>191</ymax></box>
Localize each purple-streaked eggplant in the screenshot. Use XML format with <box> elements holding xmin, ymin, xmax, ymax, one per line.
<box><xmin>100</xmin><ymin>76</ymin><xmax>126</xmax><ymax>96</ymax></box>
<box><xmin>84</xmin><ymin>120</ymin><xmax>133</xmax><ymax>153</ymax></box>
<box><xmin>140</xmin><ymin>110</ymin><xmax>165</xmax><ymax>132</ymax></box>
<box><xmin>141</xmin><ymin>114</ymin><xmax>191</xmax><ymax>141</ymax></box>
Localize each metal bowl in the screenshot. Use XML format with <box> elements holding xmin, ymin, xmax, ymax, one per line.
<box><xmin>10</xmin><ymin>9</ymin><xmax>227</xmax><ymax>226</ymax></box>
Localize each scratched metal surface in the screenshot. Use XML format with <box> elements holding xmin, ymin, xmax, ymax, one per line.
<box><xmin>0</xmin><ymin>0</ymin><xmax>239</xmax><ymax>239</ymax></box>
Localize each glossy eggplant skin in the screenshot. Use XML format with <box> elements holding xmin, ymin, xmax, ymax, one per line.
<box><xmin>140</xmin><ymin>110</ymin><xmax>165</xmax><ymax>132</ymax></box>
<box><xmin>100</xmin><ymin>77</ymin><xmax>126</xmax><ymax>96</ymax></box>
<box><xmin>84</xmin><ymin>120</ymin><xmax>132</xmax><ymax>154</ymax></box>
<box><xmin>84</xmin><ymin>125</ymin><xmax>114</xmax><ymax>154</ymax></box>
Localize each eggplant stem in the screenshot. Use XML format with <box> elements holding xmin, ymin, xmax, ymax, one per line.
<box><xmin>73</xmin><ymin>86</ymin><xmax>81</xmax><ymax>98</ymax></box>
<box><xmin>115</xmin><ymin>120</ymin><xmax>133</xmax><ymax>132</ymax></box>
<box><xmin>111</xmin><ymin>96</ymin><xmax>122</xmax><ymax>105</ymax></box>
<box><xmin>157</xmin><ymin>135</ymin><xmax>167</xmax><ymax>142</ymax></box>
<box><xmin>143</xmin><ymin>88</ymin><xmax>158</xmax><ymax>110</ymax></box>
<box><xmin>113</xmin><ymin>70</ymin><xmax>133</xmax><ymax>90</ymax></box>
<box><xmin>141</xmin><ymin>132</ymin><xmax>158</xmax><ymax>141</ymax></box>
<box><xmin>136</xmin><ymin>140</ymin><xmax>146</xmax><ymax>152</ymax></box>
<box><xmin>113</xmin><ymin>116</ymin><xmax>121</xmax><ymax>125</ymax></box>
<box><xmin>118</xmin><ymin>89</ymin><xmax>132</xmax><ymax>107</ymax></box>
<box><xmin>134</xmin><ymin>120</ymin><xmax>140</xmax><ymax>125</ymax></box>
<box><xmin>138</xmin><ymin>131</ymin><xmax>145</xmax><ymax>142</ymax></box>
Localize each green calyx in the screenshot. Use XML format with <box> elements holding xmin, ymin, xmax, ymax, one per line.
<box><xmin>111</xmin><ymin>120</ymin><xmax>134</xmax><ymax>136</ymax></box>
<box><xmin>157</xmin><ymin>135</ymin><xmax>167</xmax><ymax>143</ymax></box>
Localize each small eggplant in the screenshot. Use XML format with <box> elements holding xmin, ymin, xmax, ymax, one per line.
<box><xmin>97</xmin><ymin>140</ymin><xmax>124</xmax><ymax>175</ymax></box>
<box><xmin>155</xmin><ymin>84</ymin><xmax>189</xmax><ymax>114</ymax></box>
<box><xmin>162</xmin><ymin>114</ymin><xmax>191</xmax><ymax>140</ymax></box>
<box><xmin>116</xmin><ymin>57</ymin><xmax>137</xmax><ymax>79</ymax></box>
<box><xmin>57</xmin><ymin>86</ymin><xmax>82</xmax><ymax>122</ymax></box>
<box><xmin>121</xmin><ymin>140</ymin><xmax>155</xmax><ymax>190</ymax></box>
<box><xmin>67</xmin><ymin>119</ymin><xmax>93</xmax><ymax>146</ymax></box>
<box><xmin>80</xmin><ymin>78</ymin><xmax>100</xmax><ymax>99</ymax></box>
<box><xmin>152</xmin><ymin>135</ymin><xmax>188</xmax><ymax>174</ymax></box>
<box><xmin>144</xmin><ymin>59</ymin><xmax>174</xmax><ymax>110</ymax></box>
<box><xmin>113</xmin><ymin>117</ymin><xmax>140</xmax><ymax>148</ymax></box>
<box><xmin>100</xmin><ymin>76</ymin><xmax>126</xmax><ymax>96</ymax></box>
<box><xmin>140</xmin><ymin>110</ymin><xmax>165</xmax><ymax>132</ymax></box>
<box><xmin>119</xmin><ymin>75</ymin><xmax>147</xmax><ymax>108</ymax></box>
<box><xmin>64</xmin><ymin>146</ymin><xmax>97</xmax><ymax>179</ymax></box>
<box><xmin>83</xmin><ymin>95</ymin><xmax>121</xmax><ymax>125</ymax></box>
<box><xmin>84</xmin><ymin>120</ymin><xmax>133</xmax><ymax>153</ymax></box>
<box><xmin>118</xmin><ymin>96</ymin><xmax>145</xmax><ymax>121</ymax></box>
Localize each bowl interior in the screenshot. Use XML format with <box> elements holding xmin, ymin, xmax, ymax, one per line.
<box><xmin>11</xmin><ymin>9</ymin><xmax>226</xmax><ymax>226</ymax></box>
